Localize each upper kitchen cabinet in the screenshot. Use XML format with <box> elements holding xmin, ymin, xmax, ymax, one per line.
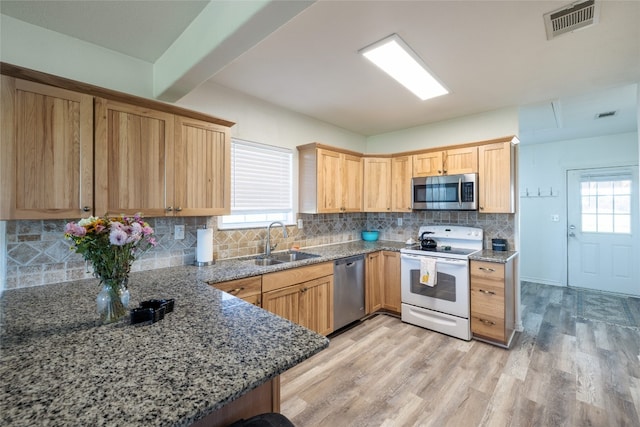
<box><xmin>0</xmin><ymin>77</ymin><xmax>93</xmax><ymax>220</ymax></box>
<box><xmin>391</xmin><ymin>155</ymin><xmax>413</xmax><ymax>212</ymax></box>
<box><xmin>298</xmin><ymin>144</ymin><xmax>363</xmax><ymax>213</ymax></box>
<box><xmin>95</xmin><ymin>100</ymin><xmax>231</xmax><ymax>217</ymax></box>
<box><xmin>478</xmin><ymin>140</ymin><xmax>515</xmax><ymax>213</ymax></box>
<box><xmin>94</xmin><ymin>98</ymin><xmax>175</xmax><ymax>217</ymax></box>
<box><xmin>174</xmin><ymin>116</ymin><xmax>230</xmax><ymax>216</ymax></box>
<box><xmin>363</xmin><ymin>157</ymin><xmax>391</xmax><ymax>212</ymax></box>
<box><xmin>413</xmin><ymin>147</ymin><xmax>477</xmax><ymax>177</ymax></box>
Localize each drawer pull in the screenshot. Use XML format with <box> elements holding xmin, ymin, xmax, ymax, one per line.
<box><xmin>478</xmin><ymin>318</ymin><xmax>496</xmax><ymax>326</ymax></box>
<box><xmin>478</xmin><ymin>267</ymin><xmax>495</xmax><ymax>272</ymax></box>
<box><xmin>229</xmin><ymin>287</ymin><xmax>245</xmax><ymax>295</ymax></box>
<box><xmin>478</xmin><ymin>289</ymin><xmax>496</xmax><ymax>295</ymax></box>
<box><xmin>300</xmin><ymin>287</ymin><xmax>308</xmax><ymax>293</ymax></box>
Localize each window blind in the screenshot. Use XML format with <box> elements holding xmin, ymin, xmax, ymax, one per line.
<box><xmin>230</xmin><ymin>139</ymin><xmax>292</xmax><ymax>213</ymax></box>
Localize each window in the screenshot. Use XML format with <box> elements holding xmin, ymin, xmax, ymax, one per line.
<box><xmin>219</xmin><ymin>139</ymin><xmax>293</xmax><ymax>229</ymax></box>
<box><xmin>580</xmin><ymin>174</ymin><xmax>632</xmax><ymax>234</ymax></box>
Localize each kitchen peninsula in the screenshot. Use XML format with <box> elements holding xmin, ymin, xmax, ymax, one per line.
<box><xmin>0</xmin><ymin>267</ymin><xmax>328</xmax><ymax>427</ymax></box>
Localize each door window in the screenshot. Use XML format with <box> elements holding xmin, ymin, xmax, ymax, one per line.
<box><xmin>580</xmin><ymin>174</ymin><xmax>632</xmax><ymax>234</ymax></box>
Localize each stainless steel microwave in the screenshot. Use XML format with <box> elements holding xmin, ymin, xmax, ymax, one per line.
<box><xmin>411</xmin><ymin>173</ymin><xmax>478</xmax><ymax>210</ymax></box>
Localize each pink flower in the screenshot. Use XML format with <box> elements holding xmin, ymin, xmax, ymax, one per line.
<box><xmin>142</xmin><ymin>226</ymin><xmax>153</xmax><ymax>236</ymax></box>
<box><xmin>64</xmin><ymin>222</ymin><xmax>86</xmax><ymax>237</ymax></box>
<box><xmin>95</xmin><ymin>224</ymin><xmax>105</xmax><ymax>233</ymax></box>
<box><xmin>110</xmin><ymin>221</ymin><xmax>125</xmax><ymax>231</ymax></box>
<box><xmin>148</xmin><ymin>237</ymin><xmax>158</xmax><ymax>247</ymax></box>
<box><xmin>109</xmin><ymin>229</ymin><xmax>128</xmax><ymax>246</ymax></box>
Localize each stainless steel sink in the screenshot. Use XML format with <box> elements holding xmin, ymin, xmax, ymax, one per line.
<box><xmin>253</xmin><ymin>257</ymin><xmax>284</xmax><ymax>266</ymax></box>
<box><xmin>272</xmin><ymin>251</ymin><xmax>321</xmax><ymax>262</ymax></box>
<box><xmin>253</xmin><ymin>251</ymin><xmax>320</xmax><ymax>266</ymax></box>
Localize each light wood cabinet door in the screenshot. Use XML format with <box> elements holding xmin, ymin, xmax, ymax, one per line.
<box><xmin>299</xmin><ymin>275</ymin><xmax>334</xmax><ymax>336</ymax></box>
<box><xmin>391</xmin><ymin>155</ymin><xmax>413</xmax><ymax>212</ymax></box>
<box><xmin>262</xmin><ymin>284</ymin><xmax>301</xmax><ymax>325</ymax></box>
<box><xmin>381</xmin><ymin>251</ymin><xmax>401</xmax><ymax>313</ymax></box>
<box><xmin>174</xmin><ymin>116</ymin><xmax>230</xmax><ymax>216</ymax></box>
<box><xmin>342</xmin><ymin>153</ymin><xmax>363</xmax><ymax>212</ymax></box>
<box><xmin>94</xmin><ymin>98</ymin><xmax>174</xmax><ymax>217</ymax></box>
<box><xmin>316</xmin><ymin>148</ymin><xmax>343</xmax><ymax>213</ymax></box>
<box><xmin>365</xmin><ymin>251</ymin><xmax>383</xmax><ymax>314</ymax></box>
<box><xmin>478</xmin><ymin>141</ymin><xmax>514</xmax><ymax>213</ymax></box>
<box><xmin>363</xmin><ymin>157</ymin><xmax>391</xmax><ymax>212</ymax></box>
<box><xmin>1</xmin><ymin>77</ymin><xmax>93</xmax><ymax>220</ymax></box>
<box><xmin>413</xmin><ymin>151</ymin><xmax>443</xmax><ymax>177</ymax></box>
<box><xmin>445</xmin><ymin>146</ymin><xmax>477</xmax><ymax>175</ymax></box>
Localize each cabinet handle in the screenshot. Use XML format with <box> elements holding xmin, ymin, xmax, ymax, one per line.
<box><xmin>437</xmin><ymin>170</ymin><xmax>442</xmax><ymax>174</ymax></box>
<box><xmin>478</xmin><ymin>289</ymin><xmax>496</xmax><ymax>295</ymax></box>
<box><xmin>254</xmin><ymin>299</ymin><xmax>261</xmax><ymax>306</ymax></box>
<box><xmin>300</xmin><ymin>287</ymin><xmax>308</xmax><ymax>293</ymax></box>
<box><xmin>478</xmin><ymin>267</ymin><xmax>495</xmax><ymax>272</ymax></box>
<box><xmin>443</xmin><ymin>170</ymin><xmax>447</xmax><ymax>174</ymax></box>
<box><xmin>166</xmin><ymin>206</ymin><xmax>173</xmax><ymax>212</ymax></box>
<box><xmin>82</xmin><ymin>206</ymin><xmax>91</xmax><ymax>212</ymax></box>
<box><xmin>229</xmin><ymin>287</ymin><xmax>244</xmax><ymax>295</ymax></box>
<box><xmin>175</xmin><ymin>206</ymin><xmax>183</xmax><ymax>212</ymax></box>
<box><xmin>478</xmin><ymin>318</ymin><xmax>496</xmax><ymax>326</ymax></box>
<box><xmin>480</xmin><ymin>206</ymin><xmax>484</xmax><ymax>210</ymax></box>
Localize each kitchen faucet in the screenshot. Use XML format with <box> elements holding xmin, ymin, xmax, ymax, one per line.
<box><xmin>265</xmin><ymin>221</ymin><xmax>288</xmax><ymax>257</ymax></box>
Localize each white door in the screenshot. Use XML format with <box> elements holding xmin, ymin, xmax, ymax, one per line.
<box><xmin>567</xmin><ymin>167</ymin><xmax>639</xmax><ymax>296</ymax></box>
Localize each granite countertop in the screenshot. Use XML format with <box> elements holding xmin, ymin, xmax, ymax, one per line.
<box><xmin>469</xmin><ymin>249</ymin><xmax>519</xmax><ymax>263</ymax></box>
<box><xmin>0</xmin><ymin>269</ymin><xmax>329</xmax><ymax>426</ymax></box>
<box><xmin>191</xmin><ymin>240</ymin><xmax>410</xmax><ymax>285</ymax></box>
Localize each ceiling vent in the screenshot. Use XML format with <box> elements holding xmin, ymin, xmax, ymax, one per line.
<box><xmin>544</xmin><ymin>0</ymin><xmax>600</xmax><ymax>40</ymax></box>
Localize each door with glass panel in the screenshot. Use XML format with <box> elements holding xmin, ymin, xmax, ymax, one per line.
<box><xmin>567</xmin><ymin>167</ymin><xmax>639</xmax><ymax>296</ymax></box>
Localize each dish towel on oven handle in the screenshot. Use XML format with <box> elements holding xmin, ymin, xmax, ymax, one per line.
<box><xmin>420</xmin><ymin>257</ymin><xmax>437</xmax><ymax>287</ymax></box>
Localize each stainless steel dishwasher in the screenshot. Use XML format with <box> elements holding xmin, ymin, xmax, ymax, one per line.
<box><xmin>333</xmin><ymin>255</ymin><xmax>365</xmax><ymax>330</ymax></box>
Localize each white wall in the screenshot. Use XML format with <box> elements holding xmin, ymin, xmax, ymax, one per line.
<box><xmin>0</xmin><ymin>14</ymin><xmax>153</xmax><ymax>97</ymax></box>
<box><xmin>519</xmin><ymin>132</ymin><xmax>639</xmax><ymax>286</ymax></box>
<box><xmin>366</xmin><ymin>107</ymin><xmax>519</xmax><ymax>153</ymax></box>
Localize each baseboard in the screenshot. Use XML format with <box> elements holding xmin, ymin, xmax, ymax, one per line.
<box><xmin>520</xmin><ymin>276</ymin><xmax>565</xmax><ymax>287</ymax></box>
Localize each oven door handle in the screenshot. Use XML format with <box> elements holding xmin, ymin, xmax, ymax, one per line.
<box><xmin>401</xmin><ymin>254</ymin><xmax>468</xmax><ymax>266</ymax></box>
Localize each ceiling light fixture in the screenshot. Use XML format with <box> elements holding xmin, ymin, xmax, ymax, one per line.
<box><xmin>359</xmin><ymin>33</ymin><xmax>448</xmax><ymax>101</ymax></box>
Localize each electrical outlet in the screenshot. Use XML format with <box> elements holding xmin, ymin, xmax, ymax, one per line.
<box><xmin>397</xmin><ymin>217</ymin><xmax>403</xmax><ymax>226</ymax></box>
<box><xmin>174</xmin><ymin>225</ymin><xmax>185</xmax><ymax>240</ymax></box>
<box><xmin>551</xmin><ymin>214</ymin><xmax>560</xmax><ymax>222</ymax></box>
<box><xmin>297</xmin><ymin>219</ymin><xmax>303</xmax><ymax>229</ymax></box>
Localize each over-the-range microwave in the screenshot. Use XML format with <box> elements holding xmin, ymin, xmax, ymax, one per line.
<box><xmin>411</xmin><ymin>173</ymin><xmax>478</xmax><ymax>210</ymax></box>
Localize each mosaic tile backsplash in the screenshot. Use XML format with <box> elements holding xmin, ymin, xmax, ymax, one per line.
<box><xmin>3</xmin><ymin>212</ymin><xmax>514</xmax><ymax>289</ymax></box>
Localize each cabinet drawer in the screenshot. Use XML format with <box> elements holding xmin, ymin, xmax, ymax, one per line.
<box><xmin>470</xmin><ymin>285</ymin><xmax>504</xmax><ymax>318</ymax></box>
<box><xmin>242</xmin><ymin>293</ymin><xmax>262</xmax><ymax>307</ymax></box>
<box><xmin>471</xmin><ymin>313</ymin><xmax>505</xmax><ymax>342</ymax></box>
<box><xmin>262</xmin><ymin>262</ymin><xmax>333</xmax><ymax>292</ymax></box>
<box><xmin>470</xmin><ymin>260</ymin><xmax>505</xmax><ymax>280</ymax></box>
<box><xmin>210</xmin><ymin>276</ymin><xmax>262</xmax><ymax>299</ymax></box>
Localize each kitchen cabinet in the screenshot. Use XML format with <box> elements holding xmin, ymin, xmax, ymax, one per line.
<box><xmin>298</xmin><ymin>144</ymin><xmax>363</xmax><ymax>213</ymax></box>
<box><xmin>365</xmin><ymin>251</ymin><xmax>401</xmax><ymax>314</ymax></box>
<box><xmin>0</xmin><ymin>77</ymin><xmax>93</xmax><ymax>220</ymax></box>
<box><xmin>262</xmin><ymin>262</ymin><xmax>334</xmax><ymax>335</ymax></box>
<box><xmin>209</xmin><ymin>276</ymin><xmax>262</xmax><ymax>307</ymax></box>
<box><xmin>412</xmin><ymin>147</ymin><xmax>477</xmax><ymax>177</ymax></box>
<box><xmin>478</xmin><ymin>141</ymin><xmax>515</xmax><ymax>213</ymax></box>
<box><xmin>365</xmin><ymin>251</ymin><xmax>383</xmax><ymax>314</ymax></box>
<box><xmin>391</xmin><ymin>155</ymin><xmax>413</xmax><ymax>212</ymax></box>
<box><xmin>381</xmin><ymin>251</ymin><xmax>401</xmax><ymax>312</ymax></box>
<box><xmin>95</xmin><ymin>99</ymin><xmax>231</xmax><ymax>217</ymax></box>
<box><xmin>470</xmin><ymin>257</ymin><xmax>517</xmax><ymax>348</ymax></box>
<box><xmin>174</xmin><ymin>116</ymin><xmax>230</xmax><ymax>216</ymax></box>
<box><xmin>363</xmin><ymin>157</ymin><xmax>392</xmax><ymax>212</ymax></box>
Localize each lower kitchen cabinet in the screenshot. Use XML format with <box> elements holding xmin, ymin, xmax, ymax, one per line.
<box><xmin>209</xmin><ymin>276</ymin><xmax>262</xmax><ymax>306</ymax></box>
<box><xmin>470</xmin><ymin>256</ymin><xmax>517</xmax><ymax>348</ymax></box>
<box><xmin>262</xmin><ymin>262</ymin><xmax>334</xmax><ymax>336</ymax></box>
<box><xmin>365</xmin><ymin>251</ymin><xmax>401</xmax><ymax>314</ymax></box>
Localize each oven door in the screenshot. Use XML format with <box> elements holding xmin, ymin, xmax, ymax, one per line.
<box><xmin>400</xmin><ymin>253</ymin><xmax>469</xmax><ymax>318</ymax></box>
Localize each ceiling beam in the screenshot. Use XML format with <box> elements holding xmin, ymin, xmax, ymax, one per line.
<box><xmin>153</xmin><ymin>0</ymin><xmax>315</xmax><ymax>102</ymax></box>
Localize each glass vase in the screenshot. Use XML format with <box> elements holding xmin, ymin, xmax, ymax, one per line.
<box><xmin>96</xmin><ymin>278</ymin><xmax>130</xmax><ymax>324</ymax></box>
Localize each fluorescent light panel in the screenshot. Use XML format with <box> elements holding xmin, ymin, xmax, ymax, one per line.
<box><xmin>360</xmin><ymin>34</ymin><xmax>448</xmax><ymax>101</ymax></box>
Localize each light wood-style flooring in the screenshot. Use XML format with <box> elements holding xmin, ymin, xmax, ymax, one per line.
<box><xmin>281</xmin><ymin>282</ymin><xmax>640</xmax><ymax>426</ymax></box>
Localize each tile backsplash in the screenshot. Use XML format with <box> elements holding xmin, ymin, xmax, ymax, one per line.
<box><xmin>3</xmin><ymin>211</ymin><xmax>514</xmax><ymax>290</ymax></box>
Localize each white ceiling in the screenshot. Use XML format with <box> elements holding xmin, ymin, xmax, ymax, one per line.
<box><xmin>1</xmin><ymin>0</ymin><xmax>638</xmax><ymax>144</ymax></box>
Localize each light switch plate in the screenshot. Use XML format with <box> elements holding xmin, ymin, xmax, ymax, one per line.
<box><xmin>174</xmin><ymin>225</ymin><xmax>185</xmax><ymax>240</ymax></box>
<box><xmin>397</xmin><ymin>217</ymin><xmax>403</xmax><ymax>226</ymax></box>
<box><xmin>297</xmin><ymin>219</ymin><xmax>304</xmax><ymax>229</ymax></box>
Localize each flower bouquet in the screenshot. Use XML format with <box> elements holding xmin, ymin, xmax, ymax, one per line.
<box><xmin>65</xmin><ymin>214</ymin><xmax>157</xmax><ymax>323</ymax></box>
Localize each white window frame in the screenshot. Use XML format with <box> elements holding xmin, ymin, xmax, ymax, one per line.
<box><xmin>218</xmin><ymin>138</ymin><xmax>294</xmax><ymax>230</ymax></box>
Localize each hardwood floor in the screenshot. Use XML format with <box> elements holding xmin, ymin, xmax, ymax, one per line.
<box><xmin>281</xmin><ymin>282</ymin><xmax>640</xmax><ymax>426</ymax></box>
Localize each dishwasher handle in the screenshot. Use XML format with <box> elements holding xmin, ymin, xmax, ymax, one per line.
<box><xmin>334</xmin><ymin>255</ymin><xmax>365</xmax><ymax>267</ymax></box>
